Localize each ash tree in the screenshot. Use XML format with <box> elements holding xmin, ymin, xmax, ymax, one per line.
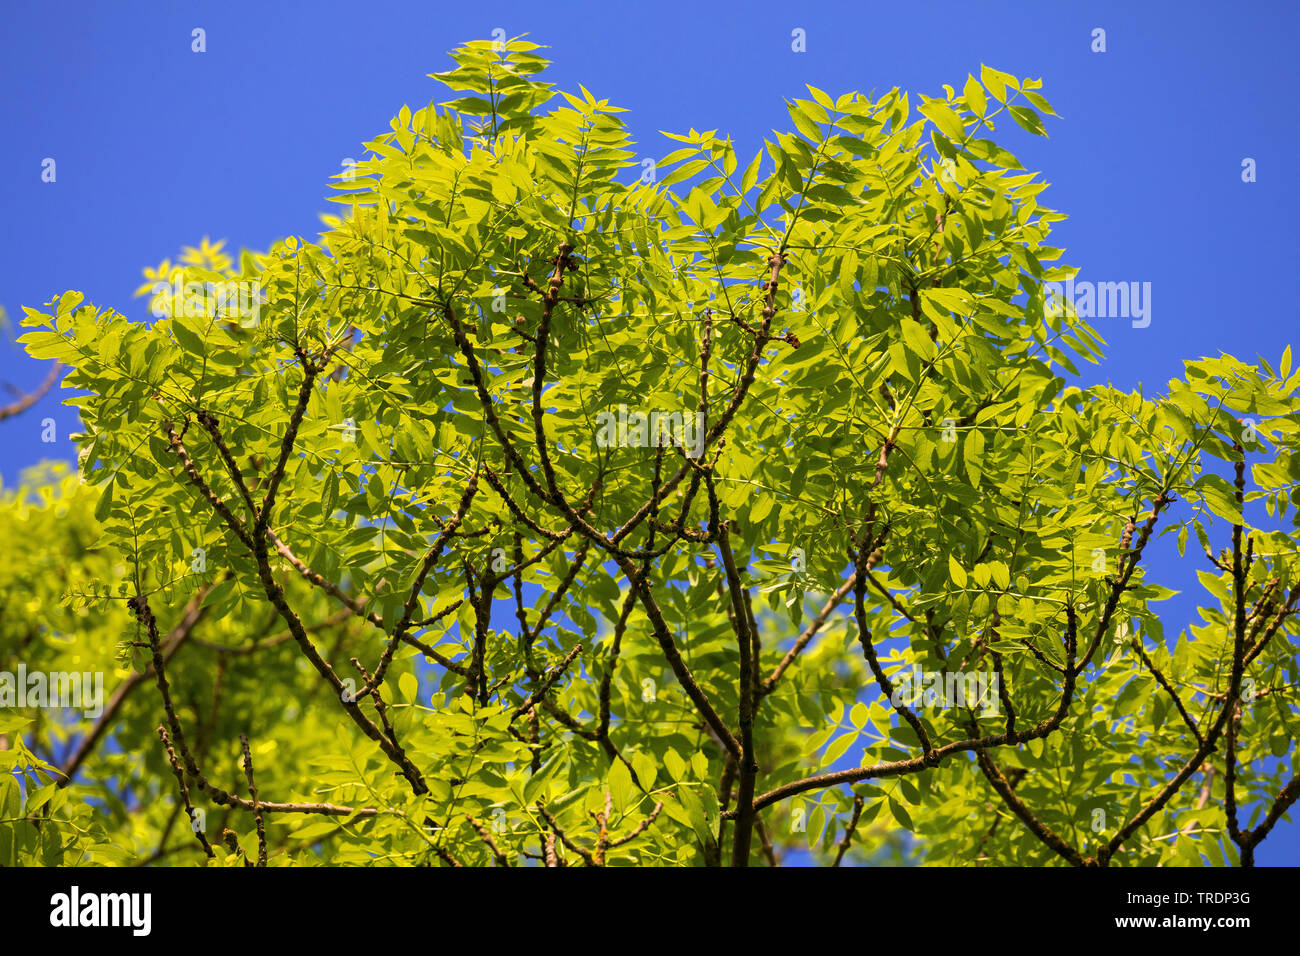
<box><xmin>7</xmin><ymin>38</ymin><xmax>1300</xmax><ymax>867</ymax></box>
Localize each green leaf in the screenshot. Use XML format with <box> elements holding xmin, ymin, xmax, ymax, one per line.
<box><xmin>980</xmin><ymin>65</ymin><xmax>1017</xmax><ymax>103</ymax></box>
<box><xmin>920</xmin><ymin>100</ymin><xmax>967</xmax><ymax>142</ymax></box>
<box><xmin>949</xmin><ymin>554</ymin><xmax>968</xmax><ymax>588</ymax></box>
<box><xmin>1022</xmin><ymin>89</ymin><xmax>1057</xmax><ymax>116</ymax></box>
<box><xmin>631</xmin><ymin>751</ymin><xmax>659</xmax><ymax>790</ymax></box>
<box><xmin>397</xmin><ymin>671</ymin><xmax>418</xmax><ymax>705</ymax></box>
<box><xmin>789</xmin><ymin>104</ymin><xmax>824</xmax><ymax>144</ymax></box>
<box><xmin>171</xmin><ymin>319</ymin><xmax>206</xmax><ymax>355</ymax></box>
<box><xmin>1008</xmin><ymin>105</ymin><xmax>1047</xmax><ymax>137</ymax></box>
<box><xmin>888</xmin><ymin>797</ymin><xmax>914</xmax><ymax>831</ymax></box>
<box><xmin>0</xmin><ymin>715</ymin><xmax>32</xmax><ymax>735</ymax></box>
<box><xmin>900</xmin><ymin>318</ymin><xmax>937</xmax><ymax>363</ymax></box>
<box><xmin>739</xmin><ymin>150</ymin><xmax>762</xmax><ymax>194</ymax></box>
<box><xmin>94</xmin><ymin>476</ymin><xmax>116</xmax><ymax>521</ymax></box>
<box><xmin>1197</xmin><ymin>475</ymin><xmax>1244</xmax><ymax>525</ymax></box>
<box><xmin>963</xmin><ymin>75</ymin><xmax>987</xmax><ymax>116</ymax></box>
<box><xmin>607</xmin><ymin>758</ymin><xmax>634</xmax><ymax>812</ymax></box>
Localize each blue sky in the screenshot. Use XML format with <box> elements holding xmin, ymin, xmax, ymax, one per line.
<box><xmin>2</xmin><ymin>0</ymin><xmax>1296</xmax><ymax>863</ymax></box>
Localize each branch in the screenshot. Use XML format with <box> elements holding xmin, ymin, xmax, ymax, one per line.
<box><xmin>157</xmin><ymin>726</ymin><xmax>214</xmax><ymax>858</ymax></box>
<box><xmin>0</xmin><ymin>361</ymin><xmax>61</xmax><ymax>422</ymax></box>
<box><xmin>357</xmin><ymin>473</ymin><xmax>478</xmax><ymax>699</ymax></box>
<box><xmin>1077</xmin><ymin>492</ymin><xmax>1172</xmax><ymax>672</ymax></box>
<box><xmin>762</xmin><ymin>574</ymin><xmax>858</xmax><ymax>694</ymax></box>
<box><xmin>239</xmin><ymin>733</ymin><xmax>268</xmax><ymax>867</ymax></box>
<box><xmin>255</xmin><ymin>347</ymin><xmax>334</xmax><ymax>535</ymax></box>
<box><xmin>510</xmin><ymin>643</ymin><xmax>582</xmax><ymax>722</ymax></box>
<box><xmin>977</xmin><ymin>749</ymin><xmax>1086</xmax><ymax>866</ymax></box>
<box><xmin>467</xmin><ymin>814</ymin><xmax>512</xmax><ymax>866</ymax></box>
<box><xmin>832</xmin><ymin>795</ymin><xmax>865</xmax><ymax>867</ymax></box>
<box><xmin>731</xmin><ymin>604</ymin><xmax>1078</xmax><ymax>816</ymax></box>
<box><xmin>132</xmin><ymin>590</ymin><xmax>389</xmax><ymax>818</ymax></box>
<box><xmin>60</xmin><ymin>583</ymin><xmax>212</xmax><ymax>785</ymax></box>
<box><xmin>1130</xmin><ymin>638</ymin><xmax>1203</xmax><ymax>746</ymax></box>
<box><xmin>717</xmin><ymin>522</ymin><xmax>759</xmax><ymax>866</ymax></box>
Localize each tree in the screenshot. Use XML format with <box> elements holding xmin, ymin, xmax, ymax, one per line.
<box><xmin>5</xmin><ymin>39</ymin><xmax>1299</xmax><ymax>867</ymax></box>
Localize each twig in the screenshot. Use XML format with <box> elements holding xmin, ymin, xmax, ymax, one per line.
<box><xmin>239</xmin><ymin>734</ymin><xmax>268</xmax><ymax>866</ymax></box>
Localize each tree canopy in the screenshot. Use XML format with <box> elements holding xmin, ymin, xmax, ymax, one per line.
<box><xmin>5</xmin><ymin>38</ymin><xmax>1299</xmax><ymax>867</ymax></box>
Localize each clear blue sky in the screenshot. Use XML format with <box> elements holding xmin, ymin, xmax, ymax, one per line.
<box><xmin>2</xmin><ymin>0</ymin><xmax>1296</xmax><ymax>863</ymax></box>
